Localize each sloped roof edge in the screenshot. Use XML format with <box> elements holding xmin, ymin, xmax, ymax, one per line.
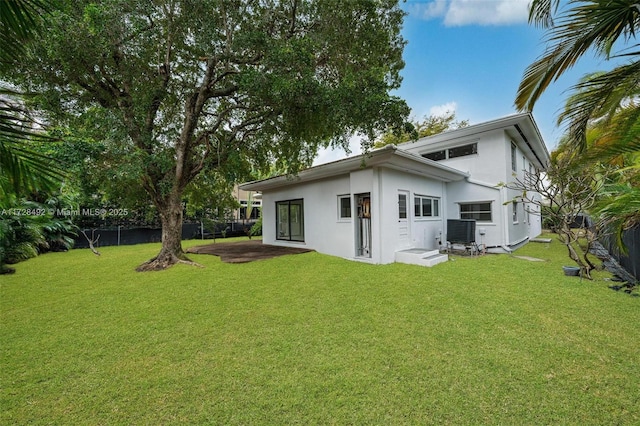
<box><xmin>239</xmin><ymin>145</ymin><xmax>468</xmax><ymax>191</ymax></box>
<box><xmin>400</xmin><ymin>112</ymin><xmax>550</xmax><ymax>169</ymax></box>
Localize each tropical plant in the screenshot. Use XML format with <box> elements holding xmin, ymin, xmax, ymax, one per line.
<box><xmin>38</xmin><ymin>191</ymin><xmax>79</xmax><ymax>252</ymax></box>
<box><xmin>502</xmin><ymin>150</ymin><xmax>609</xmax><ymax>279</ymax></box>
<box><xmin>0</xmin><ymin>0</ymin><xmax>75</xmax><ymax>274</ymax></box>
<box><xmin>517</xmin><ymin>0</ymin><xmax>640</xmax><ymax>267</ymax></box>
<box><xmin>517</xmin><ymin>0</ymin><xmax>639</xmax><ymax>109</ymax></box>
<box><xmin>594</xmin><ymin>180</ymin><xmax>640</xmax><ymax>250</ymax></box>
<box><xmin>0</xmin><ymin>196</ymin><xmax>47</xmax><ymax>274</ymax></box>
<box><xmin>0</xmin><ymin>0</ymin><xmax>61</xmax><ymax>196</ymax></box>
<box><xmin>250</xmin><ymin>214</ymin><xmax>262</xmax><ymax>237</ymax></box>
<box><xmin>1</xmin><ymin>90</ymin><xmax>64</xmax><ymax>198</ymax></box>
<box><xmin>0</xmin><ymin>0</ymin><xmax>53</xmax><ymax>63</ymax></box>
<box><xmin>576</xmin><ymin>105</ymin><xmax>640</xmax><ymax>252</ymax></box>
<box><xmin>0</xmin><ymin>191</ymin><xmax>78</xmax><ymax>274</ymax></box>
<box><xmin>517</xmin><ymin>0</ymin><xmax>640</xmax><ymax>151</ymax></box>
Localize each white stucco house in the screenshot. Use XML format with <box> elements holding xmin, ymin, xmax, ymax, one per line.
<box><xmin>239</xmin><ymin>113</ymin><xmax>550</xmax><ymax>267</ymax></box>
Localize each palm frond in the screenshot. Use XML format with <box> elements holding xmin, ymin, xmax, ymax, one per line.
<box><xmin>593</xmin><ymin>182</ymin><xmax>640</xmax><ymax>253</ymax></box>
<box><xmin>0</xmin><ymin>140</ymin><xmax>64</xmax><ymax>194</ymax></box>
<box><xmin>516</xmin><ymin>0</ymin><xmax>640</xmax><ymax>111</ymax></box>
<box><xmin>588</xmin><ymin>121</ymin><xmax>640</xmax><ymax>160</ymax></box>
<box><xmin>528</xmin><ymin>0</ymin><xmax>561</xmax><ymax>28</ymax></box>
<box><xmin>0</xmin><ymin>0</ymin><xmax>53</xmax><ymax>66</ymax></box>
<box><xmin>0</xmin><ymin>95</ymin><xmax>64</xmax><ymax>195</ymax></box>
<box><xmin>557</xmin><ymin>64</ymin><xmax>640</xmax><ymax>152</ymax></box>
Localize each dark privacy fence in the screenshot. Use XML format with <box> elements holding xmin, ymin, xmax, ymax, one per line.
<box><xmin>73</xmin><ymin>221</ymin><xmax>258</xmax><ymax>249</ymax></box>
<box><xmin>600</xmin><ymin>225</ymin><xmax>640</xmax><ymax>282</ymax></box>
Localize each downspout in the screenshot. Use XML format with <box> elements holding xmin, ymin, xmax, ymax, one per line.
<box><xmin>440</xmin><ymin>180</ymin><xmax>446</xmax><ymax>249</ymax></box>
<box><xmin>376</xmin><ymin>167</ymin><xmax>384</xmax><ymax>263</ymax></box>
<box><xmin>499</xmin><ymin>185</ymin><xmax>512</xmax><ymax>253</ymax></box>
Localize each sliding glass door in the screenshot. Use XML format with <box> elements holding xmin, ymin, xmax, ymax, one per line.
<box><xmin>276</xmin><ymin>199</ymin><xmax>304</xmax><ymax>242</ymax></box>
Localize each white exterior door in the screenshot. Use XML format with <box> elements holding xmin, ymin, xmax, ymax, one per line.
<box><xmin>397</xmin><ymin>191</ymin><xmax>411</xmax><ymax>248</ymax></box>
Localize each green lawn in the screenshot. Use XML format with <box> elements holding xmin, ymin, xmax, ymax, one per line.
<box><xmin>1</xmin><ymin>236</ymin><xmax>639</xmax><ymax>424</ymax></box>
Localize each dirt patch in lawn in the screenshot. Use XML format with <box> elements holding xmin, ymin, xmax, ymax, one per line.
<box><xmin>186</xmin><ymin>239</ymin><xmax>313</xmax><ymax>263</ymax></box>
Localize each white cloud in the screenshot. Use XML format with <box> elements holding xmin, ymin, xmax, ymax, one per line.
<box><xmin>408</xmin><ymin>0</ymin><xmax>529</xmax><ymax>26</ymax></box>
<box><xmin>312</xmin><ymin>134</ymin><xmax>363</xmax><ymax>166</ymax></box>
<box><xmin>410</xmin><ymin>0</ymin><xmax>447</xmax><ymax>20</ymax></box>
<box><xmin>429</xmin><ymin>101</ymin><xmax>458</xmax><ymax>117</ymax></box>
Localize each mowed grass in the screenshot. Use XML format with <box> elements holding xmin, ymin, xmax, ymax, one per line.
<box><xmin>1</xmin><ymin>236</ymin><xmax>639</xmax><ymax>424</ymax></box>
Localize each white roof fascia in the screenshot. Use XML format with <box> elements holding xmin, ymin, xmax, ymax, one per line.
<box><xmin>400</xmin><ymin>112</ymin><xmax>550</xmax><ymax>170</ymax></box>
<box><xmin>385</xmin><ymin>149</ymin><xmax>469</xmax><ymax>182</ymax></box>
<box><xmin>239</xmin><ymin>145</ymin><xmax>468</xmax><ymax>191</ymax></box>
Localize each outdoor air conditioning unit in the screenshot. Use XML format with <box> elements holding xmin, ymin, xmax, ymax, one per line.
<box><xmin>447</xmin><ymin>219</ymin><xmax>476</xmax><ymax>244</ymax></box>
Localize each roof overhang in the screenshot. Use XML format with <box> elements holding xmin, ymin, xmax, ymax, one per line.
<box><xmin>239</xmin><ymin>145</ymin><xmax>469</xmax><ymax>192</ymax></box>
<box><xmin>399</xmin><ymin>112</ymin><xmax>550</xmax><ymax>170</ymax></box>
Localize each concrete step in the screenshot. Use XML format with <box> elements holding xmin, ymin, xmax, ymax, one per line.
<box><xmin>395</xmin><ymin>248</ymin><xmax>448</xmax><ymax>267</ymax></box>
<box><xmin>420</xmin><ymin>253</ymin><xmax>449</xmax><ymax>267</ymax></box>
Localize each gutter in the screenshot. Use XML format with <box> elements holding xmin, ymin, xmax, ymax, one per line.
<box><xmin>500</xmin><ymin>185</ymin><xmax>511</xmax><ymax>253</ymax></box>
<box><xmin>465</xmin><ymin>177</ymin><xmax>499</xmax><ymax>189</ymax></box>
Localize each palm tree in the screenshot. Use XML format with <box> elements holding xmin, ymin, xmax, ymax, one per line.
<box><xmin>1</xmin><ymin>0</ymin><xmax>51</xmax><ymax>63</ymax></box>
<box><xmin>0</xmin><ymin>94</ymin><xmax>63</xmax><ymax>196</ymax></box>
<box><xmin>516</xmin><ymin>0</ymin><xmax>640</xmax><ymax>152</ymax></box>
<box><xmin>517</xmin><ymin>0</ymin><xmax>640</xmax><ymax>263</ymax></box>
<box><xmin>0</xmin><ymin>0</ymin><xmax>61</xmax><ymax>196</ymax></box>
<box><xmin>575</xmin><ymin>100</ymin><xmax>640</xmax><ymax>252</ymax></box>
<box><xmin>0</xmin><ymin>1</ymin><xmax>72</xmax><ymax>274</ymax></box>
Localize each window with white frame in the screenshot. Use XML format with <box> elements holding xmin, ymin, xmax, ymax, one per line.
<box><xmin>511</xmin><ymin>142</ymin><xmax>517</xmax><ymax>171</ymax></box>
<box><xmin>460</xmin><ymin>202</ymin><xmax>492</xmax><ymax>222</ymax></box>
<box><xmin>398</xmin><ymin>193</ymin><xmax>407</xmax><ymax>219</ymax></box>
<box><xmin>240</xmin><ymin>200</ymin><xmax>261</xmax><ymax>220</ymax></box>
<box><xmin>512</xmin><ymin>201</ymin><xmax>518</xmax><ymax>223</ymax></box>
<box><xmin>337</xmin><ymin>195</ymin><xmax>351</xmax><ymax>220</ymax></box>
<box><xmin>414</xmin><ymin>195</ymin><xmax>440</xmax><ymax>218</ymax></box>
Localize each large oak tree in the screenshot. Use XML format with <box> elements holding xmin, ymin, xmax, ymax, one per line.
<box><xmin>7</xmin><ymin>0</ymin><xmax>409</xmax><ymax>270</ymax></box>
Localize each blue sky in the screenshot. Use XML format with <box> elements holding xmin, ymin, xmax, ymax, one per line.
<box><xmin>314</xmin><ymin>0</ymin><xmax>613</xmax><ymax>165</ymax></box>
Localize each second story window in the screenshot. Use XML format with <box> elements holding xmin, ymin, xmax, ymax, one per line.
<box><xmin>448</xmin><ymin>143</ymin><xmax>477</xmax><ymax>159</ymax></box>
<box><xmin>511</xmin><ymin>142</ymin><xmax>517</xmax><ymax>171</ymax></box>
<box><xmin>422</xmin><ymin>142</ymin><xmax>477</xmax><ymax>161</ymax></box>
<box><xmin>423</xmin><ymin>150</ymin><xmax>446</xmax><ymax>161</ymax></box>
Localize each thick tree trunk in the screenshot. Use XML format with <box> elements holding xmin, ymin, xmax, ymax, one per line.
<box><xmin>136</xmin><ymin>193</ymin><xmax>194</xmax><ymax>271</ymax></box>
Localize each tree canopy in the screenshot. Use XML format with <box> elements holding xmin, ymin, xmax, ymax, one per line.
<box><xmin>374</xmin><ymin>110</ymin><xmax>469</xmax><ymax>148</ymax></box>
<box><xmin>5</xmin><ymin>0</ymin><xmax>410</xmax><ymax>270</ymax></box>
